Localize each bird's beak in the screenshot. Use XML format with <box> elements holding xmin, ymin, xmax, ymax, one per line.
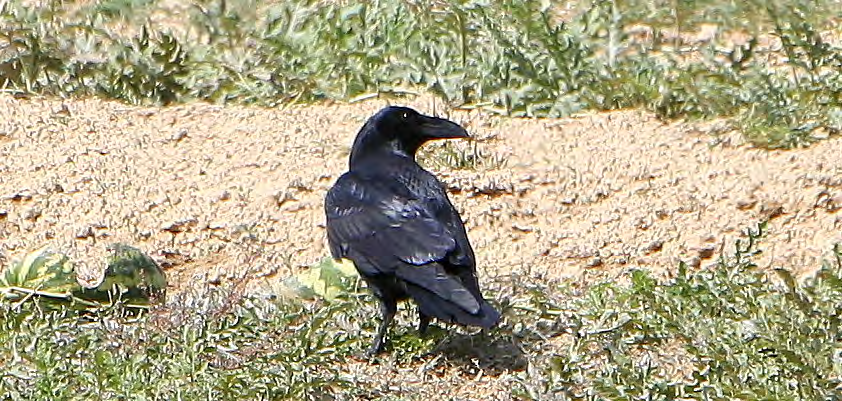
<box><xmin>419</xmin><ymin>115</ymin><xmax>470</xmax><ymax>140</ymax></box>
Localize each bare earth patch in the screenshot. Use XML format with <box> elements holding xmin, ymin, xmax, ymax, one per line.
<box><xmin>1</xmin><ymin>94</ymin><xmax>841</xmax><ymax>398</ymax></box>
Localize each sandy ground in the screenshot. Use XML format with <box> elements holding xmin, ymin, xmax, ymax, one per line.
<box><xmin>2</xmin><ymin>94</ymin><xmax>839</xmax><ymax>287</ymax></box>
<box><xmin>1</xmin><ymin>93</ymin><xmax>841</xmax><ymax>398</ymax></box>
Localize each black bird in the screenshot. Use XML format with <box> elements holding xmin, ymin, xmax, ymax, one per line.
<box><xmin>325</xmin><ymin>106</ymin><xmax>501</xmax><ymax>355</ymax></box>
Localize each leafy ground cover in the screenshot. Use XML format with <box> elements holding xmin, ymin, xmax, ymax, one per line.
<box><xmin>1</xmin><ymin>0</ymin><xmax>840</xmax><ymax>147</ymax></box>
<box><xmin>2</xmin><ymin>224</ymin><xmax>841</xmax><ymax>399</ymax></box>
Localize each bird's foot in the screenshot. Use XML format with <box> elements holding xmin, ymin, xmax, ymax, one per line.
<box><xmin>360</xmin><ymin>343</ymin><xmax>386</xmax><ymax>361</ymax></box>
<box><xmin>362</xmin><ymin>334</ymin><xmax>387</xmax><ymax>359</ymax></box>
<box><xmin>418</xmin><ymin>313</ymin><xmax>431</xmax><ymax>336</ymax></box>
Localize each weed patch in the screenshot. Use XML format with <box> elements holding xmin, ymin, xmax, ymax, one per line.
<box><xmin>0</xmin><ymin>288</ymin><xmax>370</xmax><ymax>400</ymax></box>
<box><xmin>3</xmin><ymin>223</ymin><xmax>840</xmax><ymax>399</ymax></box>
<box><xmin>1</xmin><ymin>0</ymin><xmax>839</xmax><ymax>147</ymax></box>
<box><xmin>512</xmin><ymin>223</ymin><xmax>842</xmax><ymax>399</ymax></box>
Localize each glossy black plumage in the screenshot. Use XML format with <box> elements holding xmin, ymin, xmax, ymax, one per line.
<box><xmin>325</xmin><ymin>106</ymin><xmax>500</xmax><ymax>355</ymax></box>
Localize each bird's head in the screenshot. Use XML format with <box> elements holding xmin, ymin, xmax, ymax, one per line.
<box><xmin>349</xmin><ymin>106</ymin><xmax>469</xmax><ymax>166</ymax></box>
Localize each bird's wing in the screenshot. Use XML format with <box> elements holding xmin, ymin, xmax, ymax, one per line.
<box><xmin>325</xmin><ymin>173</ymin><xmax>456</xmax><ymax>271</ymax></box>
<box><xmin>326</xmin><ymin>172</ymin><xmax>484</xmax><ymax>315</ymax></box>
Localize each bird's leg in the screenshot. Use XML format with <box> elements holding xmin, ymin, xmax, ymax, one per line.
<box><xmin>368</xmin><ymin>299</ymin><xmax>396</xmax><ymax>356</ymax></box>
<box><xmin>418</xmin><ymin>310</ymin><xmax>431</xmax><ymax>336</ymax></box>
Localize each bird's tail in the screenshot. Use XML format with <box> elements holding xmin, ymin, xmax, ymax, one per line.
<box><xmin>405</xmin><ymin>283</ymin><xmax>501</xmax><ymax>328</ymax></box>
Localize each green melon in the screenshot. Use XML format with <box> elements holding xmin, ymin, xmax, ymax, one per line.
<box><xmin>0</xmin><ymin>247</ymin><xmax>82</xmax><ymax>300</ymax></box>
<box><xmin>284</xmin><ymin>257</ymin><xmax>359</xmax><ymax>301</ymax></box>
<box><xmin>1</xmin><ymin>244</ymin><xmax>166</xmax><ymax>308</ymax></box>
<box><xmin>75</xmin><ymin>243</ymin><xmax>167</xmax><ymax>305</ymax></box>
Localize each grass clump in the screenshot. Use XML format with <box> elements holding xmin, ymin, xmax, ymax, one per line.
<box><xmin>512</xmin><ymin>223</ymin><xmax>842</xmax><ymax>399</ymax></box>
<box><xmin>1</xmin><ymin>0</ymin><xmax>840</xmax><ymax>148</ymax></box>
<box><xmin>1</xmin><ymin>223</ymin><xmax>841</xmax><ymax>399</ymax></box>
<box><xmin>418</xmin><ymin>140</ymin><xmax>508</xmax><ymax>171</ymax></box>
<box><xmin>0</xmin><ymin>288</ymin><xmax>370</xmax><ymax>400</ymax></box>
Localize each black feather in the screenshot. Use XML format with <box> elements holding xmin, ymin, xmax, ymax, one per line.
<box><xmin>324</xmin><ymin>106</ymin><xmax>501</xmax><ymax>355</ymax></box>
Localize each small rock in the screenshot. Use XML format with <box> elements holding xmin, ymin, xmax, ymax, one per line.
<box><xmin>161</xmin><ymin>218</ymin><xmax>198</xmax><ymax>234</ymax></box>
<box><xmin>519</xmin><ymin>174</ymin><xmax>536</xmax><ymax>182</ymax></box>
<box><xmin>46</xmin><ymin>183</ymin><xmax>64</xmax><ymax>193</ymax></box>
<box><xmin>698</xmin><ymin>246</ymin><xmax>716</xmax><ymax>259</ymax></box>
<box><xmin>560</xmin><ymin>196</ymin><xmax>576</xmax><ymax>205</ymax></box>
<box><xmin>512</xmin><ymin>223</ymin><xmax>533</xmax><ymax>233</ymax></box>
<box><xmin>586</xmin><ymin>257</ymin><xmax>603</xmax><ymax>268</ymax></box>
<box><xmin>655</xmin><ymin>209</ymin><xmax>670</xmax><ymax>219</ymax></box>
<box><xmin>75</xmin><ymin>226</ymin><xmax>95</xmax><ymax>239</ymax></box>
<box><xmin>830</xmin><ymin>195</ymin><xmax>842</xmax><ymax>212</ymax></box>
<box><xmin>288</xmin><ymin>179</ymin><xmax>310</xmax><ymax>191</ymax></box>
<box><xmin>207</xmin><ymin>271</ymin><xmax>222</xmax><ymax>285</ymax></box>
<box><xmin>759</xmin><ymin>201</ymin><xmax>784</xmax><ymax>220</ymax></box>
<box><xmin>274</xmin><ymin>190</ymin><xmax>295</xmax><ymax>207</ymax></box>
<box><xmin>23</xmin><ymin>207</ymin><xmax>41</xmax><ymax>221</ymax></box>
<box><xmin>644</xmin><ymin>240</ymin><xmax>664</xmax><ymax>254</ymax></box>
<box><xmin>4</xmin><ymin>190</ymin><xmax>32</xmax><ymax>202</ymax></box>
<box><xmin>634</xmin><ymin>217</ymin><xmax>652</xmax><ymax>230</ymax></box>
<box><xmin>171</xmin><ymin>128</ymin><xmax>189</xmax><ymax>142</ymax></box>
<box><xmin>815</xmin><ymin>190</ymin><xmax>842</xmax><ymax>212</ymax></box>
<box><xmin>736</xmin><ymin>198</ymin><xmax>757</xmax><ymax>210</ymax></box>
<box><xmin>157</xmin><ymin>248</ymin><xmax>191</xmax><ymax>268</ymax></box>
<box><xmin>208</xmin><ymin>221</ymin><xmax>226</xmax><ymax>230</ymax></box>
<box><xmin>54</xmin><ymin>104</ymin><xmax>71</xmax><ymax>117</ymax></box>
<box><xmin>687</xmin><ymin>256</ymin><xmax>702</xmax><ymax>269</ymax></box>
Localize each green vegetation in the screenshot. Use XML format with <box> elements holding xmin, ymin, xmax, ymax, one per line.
<box><xmin>1</xmin><ymin>0</ymin><xmax>840</xmax><ymax>147</ymax></box>
<box><xmin>511</xmin><ymin>223</ymin><xmax>842</xmax><ymax>399</ymax></box>
<box><xmin>0</xmin><ymin>288</ymin><xmax>369</xmax><ymax>400</ymax></box>
<box><xmin>3</xmin><ymin>224</ymin><xmax>841</xmax><ymax>399</ymax></box>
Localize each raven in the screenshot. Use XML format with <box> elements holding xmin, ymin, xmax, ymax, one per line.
<box><xmin>325</xmin><ymin>106</ymin><xmax>501</xmax><ymax>355</ymax></box>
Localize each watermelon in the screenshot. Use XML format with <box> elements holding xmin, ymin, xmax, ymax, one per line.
<box><xmin>0</xmin><ymin>247</ymin><xmax>82</xmax><ymax>300</ymax></box>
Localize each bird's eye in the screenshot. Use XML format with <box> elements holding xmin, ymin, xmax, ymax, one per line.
<box><xmin>401</xmin><ymin>112</ymin><xmax>408</xmax><ymax>119</ymax></box>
